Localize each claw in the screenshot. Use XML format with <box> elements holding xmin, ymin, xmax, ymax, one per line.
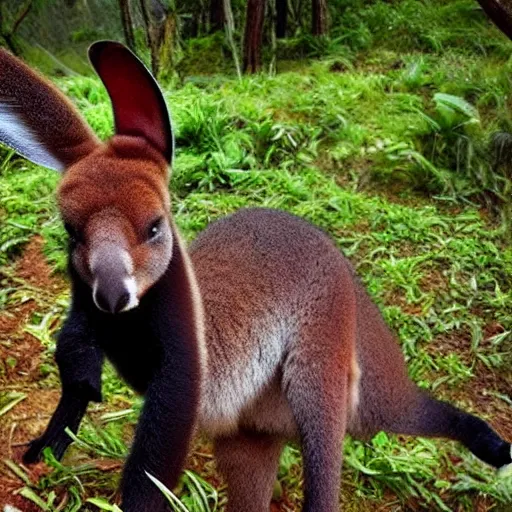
<box><xmin>22</xmin><ymin>439</ymin><xmax>45</xmax><ymax>464</ymax></box>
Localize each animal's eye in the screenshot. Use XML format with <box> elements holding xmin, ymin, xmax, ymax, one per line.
<box><xmin>147</xmin><ymin>217</ymin><xmax>164</xmax><ymax>242</ymax></box>
<box><xmin>64</xmin><ymin>223</ymin><xmax>82</xmax><ymax>246</ymax></box>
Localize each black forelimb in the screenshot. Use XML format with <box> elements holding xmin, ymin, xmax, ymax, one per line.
<box><xmin>23</xmin><ymin>308</ymin><xmax>103</xmax><ymax>463</ymax></box>
<box><xmin>120</xmin><ymin>355</ymin><xmax>199</xmax><ymax>512</ymax></box>
<box><xmin>23</xmin><ymin>389</ymin><xmax>90</xmax><ymax>462</ymax></box>
<box><xmin>119</xmin><ymin>242</ymin><xmax>203</xmax><ymax>512</ymax></box>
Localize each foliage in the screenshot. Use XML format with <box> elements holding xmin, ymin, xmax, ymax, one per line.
<box><xmin>3</xmin><ymin>163</ymin><xmax>512</xmax><ymax>511</ymax></box>
<box><xmin>1</xmin><ymin>0</ymin><xmax>512</xmax><ymax>511</ymax></box>
<box><xmin>333</xmin><ymin>0</ymin><xmax>511</xmax><ymax>56</ymax></box>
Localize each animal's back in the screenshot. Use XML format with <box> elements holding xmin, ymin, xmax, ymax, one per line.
<box><xmin>190</xmin><ymin>208</ymin><xmax>359</xmax><ymax>437</ymax></box>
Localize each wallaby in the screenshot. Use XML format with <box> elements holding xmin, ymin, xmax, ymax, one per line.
<box><xmin>0</xmin><ymin>42</ymin><xmax>510</xmax><ymax>512</ymax></box>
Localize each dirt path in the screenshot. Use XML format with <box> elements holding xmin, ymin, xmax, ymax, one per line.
<box><xmin>0</xmin><ymin>237</ymin><xmax>65</xmax><ymax>511</ymax></box>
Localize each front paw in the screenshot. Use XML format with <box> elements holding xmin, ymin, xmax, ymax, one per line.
<box><xmin>23</xmin><ymin>432</ymin><xmax>71</xmax><ymax>464</ymax></box>
<box><xmin>23</xmin><ymin>437</ymin><xmax>46</xmax><ymax>463</ymax></box>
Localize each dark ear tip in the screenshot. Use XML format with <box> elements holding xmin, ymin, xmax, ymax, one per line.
<box><xmin>88</xmin><ymin>40</ymin><xmax>130</xmax><ymax>68</ymax></box>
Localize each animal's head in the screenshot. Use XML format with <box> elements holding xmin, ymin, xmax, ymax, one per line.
<box><xmin>0</xmin><ymin>42</ymin><xmax>175</xmax><ymax>313</ymax></box>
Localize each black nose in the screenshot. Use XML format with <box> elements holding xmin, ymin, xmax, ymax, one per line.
<box><xmin>114</xmin><ymin>291</ymin><xmax>130</xmax><ymax>313</ymax></box>
<box><xmin>94</xmin><ymin>289</ymin><xmax>130</xmax><ymax>314</ymax></box>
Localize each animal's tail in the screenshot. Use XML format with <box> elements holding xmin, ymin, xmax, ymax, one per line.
<box><xmin>390</xmin><ymin>389</ymin><xmax>511</xmax><ymax>470</ymax></box>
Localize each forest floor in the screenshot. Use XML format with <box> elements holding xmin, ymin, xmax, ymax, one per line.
<box><xmin>1</xmin><ymin>177</ymin><xmax>511</xmax><ymax>511</ymax></box>
<box><xmin>2</xmin><ymin>1</ymin><xmax>512</xmax><ymax>510</ymax></box>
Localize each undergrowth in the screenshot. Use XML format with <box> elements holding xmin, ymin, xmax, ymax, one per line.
<box><xmin>2</xmin><ymin>163</ymin><xmax>511</xmax><ymax>511</ymax></box>
<box><xmin>1</xmin><ymin>0</ymin><xmax>512</xmax><ymax>511</ymax></box>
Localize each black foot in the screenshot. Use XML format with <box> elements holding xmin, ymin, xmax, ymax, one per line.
<box><xmin>23</xmin><ymin>432</ymin><xmax>72</xmax><ymax>464</ymax></box>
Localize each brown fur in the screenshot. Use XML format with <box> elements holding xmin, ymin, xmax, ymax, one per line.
<box><xmin>191</xmin><ymin>208</ymin><xmax>511</xmax><ymax>511</ymax></box>
<box><xmin>0</xmin><ymin>48</ymin><xmax>99</xmax><ymax>169</ymax></box>
<box><xmin>58</xmin><ymin>136</ymin><xmax>171</xmax><ymax>296</ymax></box>
<box><xmin>191</xmin><ymin>208</ymin><xmax>357</xmax><ymax>512</ymax></box>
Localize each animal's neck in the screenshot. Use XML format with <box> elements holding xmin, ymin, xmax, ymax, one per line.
<box><xmin>150</xmin><ymin>222</ymin><xmax>207</xmax><ymax>374</ymax></box>
<box><xmin>69</xmin><ymin>223</ymin><xmax>206</xmax><ymax>398</ymax></box>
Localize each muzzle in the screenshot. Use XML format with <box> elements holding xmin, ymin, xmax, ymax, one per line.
<box><xmin>90</xmin><ymin>242</ymin><xmax>139</xmax><ymax>314</ymax></box>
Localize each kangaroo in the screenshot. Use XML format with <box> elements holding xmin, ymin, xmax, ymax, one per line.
<box><xmin>0</xmin><ymin>42</ymin><xmax>509</xmax><ymax>512</ymax></box>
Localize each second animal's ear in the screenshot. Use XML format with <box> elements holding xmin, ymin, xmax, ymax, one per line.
<box><xmin>89</xmin><ymin>41</ymin><xmax>174</xmax><ymax>163</ymax></box>
<box><xmin>0</xmin><ymin>49</ymin><xmax>99</xmax><ymax>171</ymax></box>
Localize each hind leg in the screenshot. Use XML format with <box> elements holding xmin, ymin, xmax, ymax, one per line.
<box><xmin>215</xmin><ymin>431</ymin><xmax>284</xmax><ymax>512</ymax></box>
<box><xmin>284</xmin><ymin>356</ymin><xmax>350</xmax><ymax>512</ymax></box>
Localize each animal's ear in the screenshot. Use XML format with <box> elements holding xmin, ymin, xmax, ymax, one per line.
<box><xmin>89</xmin><ymin>41</ymin><xmax>174</xmax><ymax>163</ymax></box>
<box><xmin>0</xmin><ymin>49</ymin><xmax>99</xmax><ymax>171</ymax></box>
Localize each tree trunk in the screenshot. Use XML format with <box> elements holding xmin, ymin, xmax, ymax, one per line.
<box><xmin>210</xmin><ymin>0</ymin><xmax>225</xmax><ymax>32</ymax></box>
<box><xmin>311</xmin><ymin>0</ymin><xmax>328</xmax><ymax>36</ymax></box>
<box><xmin>276</xmin><ymin>0</ymin><xmax>287</xmax><ymax>38</ymax></box>
<box><xmin>201</xmin><ymin>4</ymin><xmax>208</xmax><ymax>36</ymax></box>
<box><xmin>119</xmin><ymin>0</ymin><xmax>136</xmax><ymax>52</ymax></box>
<box><xmin>140</xmin><ymin>0</ymin><xmax>151</xmax><ymax>48</ymax></box>
<box><xmin>140</xmin><ymin>0</ymin><xmax>160</xmax><ymax>74</ymax></box>
<box><xmin>291</xmin><ymin>0</ymin><xmax>306</xmax><ymax>33</ymax></box>
<box><xmin>189</xmin><ymin>14</ymin><xmax>199</xmax><ymax>37</ymax></box>
<box><xmin>476</xmin><ymin>0</ymin><xmax>512</xmax><ymax>40</ymax></box>
<box><xmin>158</xmin><ymin>13</ymin><xmax>179</xmax><ymax>81</ymax></box>
<box><xmin>140</xmin><ymin>0</ymin><xmax>178</xmax><ymax>80</ymax></box>
<box><xmin>269</xmin><ymin>0</ymin><xmax>277</xmax><ymax>74</ymax></box>
<box><xmin>243</xmin><ymin>0</ymin><xmax>266</xmax><ymax>73</ymax></box>
<box><xmin>224</xmin><ymin>0</ymin><xmax>242</xmax><ymax>78</ymax></box>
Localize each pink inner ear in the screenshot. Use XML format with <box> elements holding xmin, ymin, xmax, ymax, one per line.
<box><xmin>90</xmin><ymin>43</ymin><xmax>172</xmax><ymax>161</ymax></box>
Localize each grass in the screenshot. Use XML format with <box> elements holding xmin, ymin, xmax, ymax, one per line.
<box><xmin>1</xmin><ymin>0</ymin><xmax>512</xmax><ymax>510</ymax></box>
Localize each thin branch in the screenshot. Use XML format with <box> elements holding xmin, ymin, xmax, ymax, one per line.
<box><xmin>223</xmin><ymin>0</ymin><xmax>241</xmax><ymax>79</ymax></box>
<box><xmin>12</xmin><ymin>0</ymin><xmax>32</xmax><ymax>35</ymax></box>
